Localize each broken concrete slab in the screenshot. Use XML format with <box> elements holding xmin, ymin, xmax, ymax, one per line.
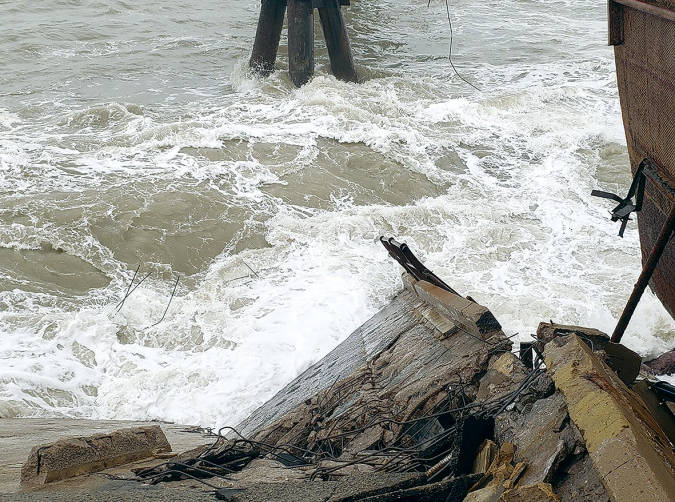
<box><xmin>644</xmin><ymin>349</ymin><xmax>675</xmax><ymax>376</ymax></box>
<box><xmin>545</xmin><ymin>335</ymin><xmax>675</xmax><ymax>502</ymax></box>
<box><xmin>536</xmin><ymin>323</ymin><xmax>609</xmax><ymax>350</ymax></box>
<box><xmin>241</xmin><ymin>285</ymin><xmax>511</xmax><ymax>474</ymax></box>
<box><xmin>20</xmin><ymin>426</ymin><xmax>171</xmax><ymax>487</ymax></box>
<box><xmin>498</xmin><ymin>481</ymin><xmax>559</xmax><ymax>502</ymax></box>
<box><xmin>495</xmin><ymin>392</ymin><xmax>584</xmax><ymax>486</ymax></box>
<box><xmin>476</xmin><ymin>352</ymin><xmax>528</xmax><ymax>402</ymax></box>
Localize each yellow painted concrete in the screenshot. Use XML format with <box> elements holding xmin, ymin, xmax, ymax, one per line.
<box><xmin>545</xmin><ymin>335</ymin><xmax>675</xmax><ymax>502</ymax></box>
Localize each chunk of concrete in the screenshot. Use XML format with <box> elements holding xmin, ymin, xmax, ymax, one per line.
<box><xmin>536</xmin><ymin>323</ymin><xmax>609</xmax><ymax>350</ymax></box>
<box><xmin>20</xmin><ymin>425</ymin><xmax>170</xmax><ymax>486</ymax></box>
<box><xmin>413</xmin><ymin>280</ymin><xmax>502</xmax><ymax>340</ymax></box>
<box><xmin>498</xmin><ymin>482</ymin><xmax>559</xmax><ymax>502</ymax></box>
<box><xmin>545</xmin><ymin>335</ymin><xmax>675</xmax><ymax>502</ymax></box>
<box><xmin>476</xmin><ymin>352</ymin><xmax>528</xmax><ymax>402</ymax></box>
<box><xmin>495</xmin><ymin>392</ymin><xmax>584</xmax><ymax>486</ymax></box>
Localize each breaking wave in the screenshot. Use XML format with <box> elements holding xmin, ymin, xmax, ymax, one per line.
<box><xmin>0</xmin><ymin>0</ymin><xmax>672</xmax><ymax>426</ymax></box>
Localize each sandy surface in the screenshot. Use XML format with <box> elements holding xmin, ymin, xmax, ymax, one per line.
<box><xmin>0</xmin><ymin>418</ymin><xmax>211</xmax><ymax>495</ymax></box>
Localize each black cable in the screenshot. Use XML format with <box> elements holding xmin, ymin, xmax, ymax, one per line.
<box><xmin>428</xmin><ymin>0</ymin><xmax>481</xmax><ymax>91</ymax></box>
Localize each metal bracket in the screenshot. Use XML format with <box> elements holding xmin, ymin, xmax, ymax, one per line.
<box><xmin>592</xmin><ymin>158</ymin><xmax>674</xmax><ymax>237</ymax></box>
<box><xmin>380</xmin><ymin>236</ymin><xmax>459</xmax><ymax>295</ymax></box>
<box><xmin>592</xmin><ymin>159</ymin><xmax>648</xmax><ymax>237</ymax></box>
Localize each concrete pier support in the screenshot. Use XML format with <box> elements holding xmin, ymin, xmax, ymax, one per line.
<box><xmin>287</xmin><ymin>0</ymin><xmax>315</xmax><ymax>86</ymax></box>
<box><xmin>318</xmin><ymin>0</ymin><xmax>358</xmax><ymax>82</ymax></box>
<box><xmin>249</xmin><ymin>0</ymin><xmax>287</xmax><ymax>77</ymax></box>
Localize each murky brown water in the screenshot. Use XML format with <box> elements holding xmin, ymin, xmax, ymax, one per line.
<box><xmin>0</xmin><ymin>0</ymin><xmax>672</xmax><ymax>426</ymax></box>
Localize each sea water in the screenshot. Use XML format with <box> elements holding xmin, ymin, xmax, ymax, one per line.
<box><xmin>1</xmin><ymin>0</ymin><xmax>673</xmax><ymax>426</ymax></box>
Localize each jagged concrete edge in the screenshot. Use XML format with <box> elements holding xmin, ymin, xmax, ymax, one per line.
<box><xmin>235</xmin><ymin>289</ymin><xmax>422</xmax><ymax>437</ymax></box>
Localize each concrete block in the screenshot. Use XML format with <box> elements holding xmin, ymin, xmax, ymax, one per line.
<box><xmin>536</xmin><ymin>322</ymin><xmax>609</xmax><ymax>349</ymax></box>
<box><xmin>20</xmin><ymin>425</ymin><xmax>171</xmax><ymax>486</ymax></box>
<box><xmin>545</xmin><ymin>335</ymin><xmax>675</xmax><ymax>502</ymax></box>
<box><xmin>498</xmin><ymin>482</ymin><xmax>559</xmax><ymax>502</ymax></box>
<box><xmin>476</xmin><ymin>352</ymin><xmax>528</xmax><ymax>402</ymax></box>
<box><xmin>413</xmin><ymin>280</ymin><xmax>502</xmax><ymax>339</ymax></box>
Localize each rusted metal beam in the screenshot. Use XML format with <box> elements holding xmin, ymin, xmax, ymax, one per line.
<box><xmin>287</xmin><ymin>0</ymin><xmax>315</xmax><ymax>87</ymax></box>
<box><xmin>608</xmin><ymin>0</ymin><xmax>625</xmax><ymax>46</ymax></box>
<box><xmin>318</xmin><ymin>0</ymin><xmax>358</xmax><ymax>82</ymax></box>
<box><xmin>610</xmin><ymin>0</ymin><xmax>675</xmax><ymax>21</ymax></box>
<box><xmin>611</xmin><ymin>203</ymin><xmax>675</xmax><ymax>343</ymax></box>
<box><xmin>250</xmin><ymin>0</ymin><xmax>287</xmax><ymax>77</ymax></box>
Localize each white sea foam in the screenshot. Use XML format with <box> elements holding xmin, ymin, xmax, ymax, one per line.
<box><xmin>0</xmin><ymin>0</ymin><xmax>672</xmax><ymax>427</ymax></box>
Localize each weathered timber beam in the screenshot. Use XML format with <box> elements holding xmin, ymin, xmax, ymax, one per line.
<box><xmin>318</xmin><ymin>0</ymin><xmax>358</xmax><ymax>83</ymax></box>
<box><xmin>287</xmin><ymin>0</ymin><xmax>315</xmax><ymax>86</ymax></box>
<box><xmin>250</xmin><ymin>0</ymin><xmax>287</xmax><ymax>77</ymax></box>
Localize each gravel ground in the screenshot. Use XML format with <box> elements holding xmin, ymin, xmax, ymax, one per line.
<box><xmin>0</xmin><ymin>480</ymin><xmax>216</xmax><ymax>502</ymax></box>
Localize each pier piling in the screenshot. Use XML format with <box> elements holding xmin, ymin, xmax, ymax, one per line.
<box><xmin>250</xmin><ymin>0</ymin><xmax>287</xmax><ymax>77</ymax></box>
<box><xmin>250</xmin><ymin>0</ymin><xmax>357</xmax><ymax>86</ymax></box>
<box><xmin>318</xmin><ymin>0</ymin><xmax>358</xmax><ymax>82</ymax></box>
<box><xmin>287</xmin><ymin>0</ymin><xmax>315</xmax><ymax>87</ymax></box>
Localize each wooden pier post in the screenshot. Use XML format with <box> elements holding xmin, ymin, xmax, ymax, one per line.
<box><xmin>249</xmin><ymin>0</ymin><xmax>357</xmax><ymax>86</ymax></box>
<box><xmin>287</xmin><ymin>0</ymin><xmax>315</xmax><ymax>86</ymax></box>
<box><xmin>250</xmin><ymin>0</ymin><xmax>287</xmax><ymax>77</ymax></box>
<box><xmin>318</xmin><ymin>0</ymin><xmax>358</xmax><ymax>82</ymax></box>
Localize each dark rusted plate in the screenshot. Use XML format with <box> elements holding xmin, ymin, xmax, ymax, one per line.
<box><xmin>613</xmin><ymin>0</ymin><xmax>675</xmax><ymax>317</ymax></box>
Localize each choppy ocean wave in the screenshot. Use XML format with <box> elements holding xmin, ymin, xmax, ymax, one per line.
<box><xmin>0</xmin><ymin>0</ymin><xmax>672</xmax><ymax>426</ymax></box>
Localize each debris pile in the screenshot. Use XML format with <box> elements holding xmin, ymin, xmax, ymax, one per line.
<box><xmin>16</xmin><ymin>243</ymin><xmax>675</xmax><ymax>501</ymax></box>
<box><xmin>128</xmin><ymin>271</ymin><xmax>675</xmax><ymax>501</ymax></box>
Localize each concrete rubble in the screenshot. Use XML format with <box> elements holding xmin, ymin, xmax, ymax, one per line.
<box><xmin>20</xmin><ymin>425</ymin><xmax>171</xmax><ymax>487</ymax></box>
<box><xmin>9</xmin><ymin>273</ymin><xmax>675</xmax><ymax>501</ymax></box>
<box><xmin>645</xmin><ymin>349</ymin><xmax>675</xmax><ymax>376</ymax></box>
